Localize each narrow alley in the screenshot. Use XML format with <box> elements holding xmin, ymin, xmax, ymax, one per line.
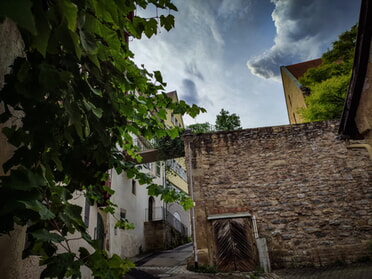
<box><xmin>124</xmin><ymin>243</ymin><xmax>372</xmax><ymax>279</ymax></box>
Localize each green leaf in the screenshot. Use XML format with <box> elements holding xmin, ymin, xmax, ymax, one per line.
<box><xmin>92</xmin><ymin>107</ymin><xmax>103</xmax><ymax>118</ymax></box>
<box><xmin>69</xmin><ymin>30</ymin><xmax>82</xmax><ymax>59</ymax></box>
<box><xmin>31</xmin><ymin>3</ymin><xmax>51</xmax><ymax>56</ymax></box>
<box><xmin>160</xmin><ymin>14</ymin><xmax>175</xmax><ymax>31</ymax></box>
<box><xmin>79</xmin><ymin>247</ymin><xmax>90</xmax><ymax>261</ymax></box>
<box><xmin>64</xmin><ymin>100</ymin><xmax>84</xmax><ymax>139</ymax></box>
<box><xmin>155</xmin><ymin>129</ymin><xmax>167</xmax><ymax>138</ymax></box>
<box><xmin>0</xmin><ymin>0</ymin><xmax>37</xmax><ymax>34</ymax></box>
<box><xmin>115</xmin><ymin>219</ymin><xmax>135</xmax><ymax>230</ymax></box>
<box><xmin>60</xmin><ymin>204</ymin><xmax>85</xmax><ymax>230</ymax></box>
<box><xmin>38</xmin><ymin>63</ymin><xmax>63</xmax><ymax>91</ymax></box>
<box><xmin>144</xmin><ymin>18</ymin><xmax>158</xmax><ymax>38</ymax></box>
<box><xmin>154</xmin><ymin>70</ymin><xmax>166</xmax><ymax>86</ymax></box>
<box><xmin>90</xmin><ymin>0</ymin><xmax>119</xmax><ymax>24</ymax></box>
<box><xmin>87</xmin><ymin>53</ymin><xmax>101</xmax><ymax>70</ymax></box>
<box><xmin>21</xmin><ymin>200</ymin><xmax>56</xmax><ymax>220</ymax></box>
<box><xmin>167</xmin><ymin>127</ymin><xmax>179</xmax><ymax>139</ymax></box>
<box><xmin>41</xmin><ymin>253</ymin><xmax>80</xmax><ymax>279</ymax></box>
<box><xmin>2</xmin><ymin>167</ymin><xmax>45</xmax><ymax>191</ymax></box>
<box><xmin>79</xmin><ymin>29</ymin><xmax>98</xmax><ymax>54</ymax></box>
<box><xmin>127</xmin><ymin>17</ymin><xmax>146</xmax><ymax>39</ymax></box>
<box><xmin>108</xmin><ymin>254</ymin><xmax>133</xmax><ymax>270</ymax></box>
<box><xmin>57</xmin><ymin>0</ymin><xmax>78</xmax><ymax>31</ymax></box>
<box><xmin>31</xmin><ymin>229</ymin><xmax>65</xmax><ymax>243</ymax></box>
<box><xmin>102</xmin><ymin>185</ymin><xmax>115</xmax><ymax>195</ymax></box>
<box><xmin>85</xmin><ymin>78</ymin><xmax>103</xmax><ymax>97</ymax></box>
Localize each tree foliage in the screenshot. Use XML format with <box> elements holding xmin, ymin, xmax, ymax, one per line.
<box><xmin>0</xmin><ymin>0</ymin><xmax>204</xmax><ymax>278</ymax></box>
<box><xmin>300</xmin><ymin>75</ymin><xmax>351</xmax><ymax>121</ymax></box>
<box><xmin>187</xmin><ymin>122</ymin><xmax>214</xmax><ymax>134</ymax></box>
<box><xmin>215</xmin><ymin>109</ymin><xmax>242</xmax><ymax>131</ymax></box>
<box><xmin>153</xmin><ymin>135</ymin><xmax>185</xmax><ymax>160</ymax></box>
<box><xmin>299</xmin><ymin>24</ymin><xmax>357</xmax><ymax>121</ymax></box>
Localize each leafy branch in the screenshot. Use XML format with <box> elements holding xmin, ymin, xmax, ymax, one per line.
<box><xmin>0</xmin><ymin>0</ymin><xmax>204</xmax><ymax>277</ymax></box>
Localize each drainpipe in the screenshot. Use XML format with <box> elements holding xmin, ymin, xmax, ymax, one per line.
<box><xmin>182</xmin><ymin>129</ymin><xmax>198</xmax><ymax>269</ymax></box>
<box><xmin>252</xmin><ymin>215</ymin><xmax>271</xmax><ymax>273</ymax></box>
<box><xmin>252</xmin><ymin>215</ymin><xmax>259</xmax><ymax>239</ymax></box>
<box><xmin>163</xmin><ymin>160</ymin><xmax>167</xmax><ymax>220</ymax></box>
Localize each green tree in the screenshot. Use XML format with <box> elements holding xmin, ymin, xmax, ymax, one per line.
<box><xmin>299</xmin><ymin>24</ymin><xmax>357</xmax><ymax>121</ymax></box>
<box><xmin>188</xmin><ymin>122</ymin><xmax>214</xmax><ymax>134</ymax></box>
<box><xmin>215</xmin><ymin>109</ymin><xmax>242</xmax><ymax>131</ymax></box>
<box><xmin>0</xmin><ymin>1</ymin><xmax>204</xmax><ymax>278</ymax></box>
<box><xmin>301</xmin><ymin>75</ymin><xmax>351</xmax><ymax>121</ymax></box>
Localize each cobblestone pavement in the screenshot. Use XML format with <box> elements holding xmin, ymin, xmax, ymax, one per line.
<box><xmin>130</xmin><ymin>264</ymin><xmax>372</xmax><ymax>279</ymax></box>
<box><xmin>125</xmin><ymin>243</ymin><xmax>372</xmax><ymax>279</ymax></box>
<box><xmin>126</xmin><ymin>243</ymin><xmax>280</xmax><ymax>279</ymax></box>
<box><xmin>274</xmin><ymin>263</ymin><xmax>372</xmax><ymax>279</ymax></box>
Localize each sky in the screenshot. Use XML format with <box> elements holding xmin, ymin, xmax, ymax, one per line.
<box><xmin>130</xmin><ymin>0</ymin><xmax>361</xmax><ymax>129</ymax></box>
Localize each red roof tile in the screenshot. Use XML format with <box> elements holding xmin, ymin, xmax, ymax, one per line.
<box><xmin>286</xmin><ymin>58</ymin><xmax>322</xmax><ymax>79</ymax></box>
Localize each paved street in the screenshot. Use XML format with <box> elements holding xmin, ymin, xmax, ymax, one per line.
<box><xmin>125</xmin><ymin>243</ymin><xmax>195</xmax><ymax>278</ymax></box>
<box><xmin>125</xmin><ymin>243</ymin><xmax>372</xmax><ymax>279</ymax></box>
<box><xmin>274</xmin><ymin>263</ymin><xmax>372</xmax><ymax>279</ymax></box>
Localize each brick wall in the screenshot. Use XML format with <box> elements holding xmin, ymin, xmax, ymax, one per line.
<box><xmin>187</xmin><ymin>120</ymin><xmax>372</xmax><ymax>268</ymax></box>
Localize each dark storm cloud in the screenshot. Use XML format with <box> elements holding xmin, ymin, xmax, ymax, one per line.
<box><xmin>247</xmin><ymin>0</ymin><xmax>360</xmax><ymax>79</ymax></box>
<box><xmin>182</xmin><ymin>79</ymin><xmax>200</xmax><ymax>105</ymax></box>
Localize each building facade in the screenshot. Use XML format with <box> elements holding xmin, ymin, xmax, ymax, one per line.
<box><xmin>280</xmin><ymin>59</ymin><xmax>322</xmax><ymax>124</ymax></box>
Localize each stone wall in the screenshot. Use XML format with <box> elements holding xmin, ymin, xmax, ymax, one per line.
<box><xmin>144</xmin><ymin>220</ymin><xmax>189</xmax><ymax>251</ymax></box>
<box><xmin>187</xmin><ymin>120</ymin><xmax>372</xmax><ymax>269</ymax></box>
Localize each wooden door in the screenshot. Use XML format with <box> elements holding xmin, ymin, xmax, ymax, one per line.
<box><xmin>213</xmin><ymin>217</ymin><xmax>258</xmax><ymax>272</ymax></box>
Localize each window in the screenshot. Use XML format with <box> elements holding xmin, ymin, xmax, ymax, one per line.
<box><xmin>148</xmin><ymin>197</ymin><xmax>155</xmax><ymax>221</ymax></box>
<box><xmin>166</xmin><ymin>159</ymin><xmax>187</xmax><ymax>181</ymax></box>
<box><xmin>84</xmin><ymin>198</ymin><xmax>90</xmax><ymax>227</ymax></box>
<box><xmin>288</xmin><ymin>94</ymin><xmax>292</xmax><ymax>106</ymax></box>
<box><xmin>143</xmin><ymin>162</ymin><xmax>152</xmax><ymax>170</ymax></box>
<box><xmin>120</xmin><ymin>209</ymin><xmax>127</xmax><ymax>220</ymax></box>
<box><xmin>119</xmin><ymin>209</ymin><xmax>128</xmax><ymax>232</ymax></box>
<box><xmin>95</xmin><ymin>213</ymin><xmax>105</xmax><ymax>250</ymax></box>
<box><xmin>132</xmin><ymin>180</ymin><xmax>136</xmax><ymax>195</ymax></box>
<box><xmin>156</xmin><ymin>161</ymin><xmax>161</xmax><ymax>177</ymax></box>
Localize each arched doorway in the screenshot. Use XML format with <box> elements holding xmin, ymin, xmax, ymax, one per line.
<box><xmin>173</xmin><ymin>211</ymin><xmax>182</xmax><ymax>233</ymax></box>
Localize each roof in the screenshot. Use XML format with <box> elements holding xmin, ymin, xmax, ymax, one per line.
<box><xmin>339</xmin><ymin>0</ymin><xmax>372</xmax><ymax>139</ymax></box>
<box><xmin>166</xmin><ymin>90</ymin><xmax>178</xmax><ymax>101</ymax></box>
<box><xmin>285</xmin><ymin>58</ymin><xmax>322</xmax><ymax>79</ymax></box>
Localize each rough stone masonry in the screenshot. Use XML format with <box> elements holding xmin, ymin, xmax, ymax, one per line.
<box><xmin>186</xmin><ymin>120</ymin><xmax>372</xmax><ymax>269</ymax></box>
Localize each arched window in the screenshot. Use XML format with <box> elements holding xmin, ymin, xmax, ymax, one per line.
<box><xmin>173</xmin><ymin>212</ymin><xmax>181</xmax><ymax>222</ymax></box>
